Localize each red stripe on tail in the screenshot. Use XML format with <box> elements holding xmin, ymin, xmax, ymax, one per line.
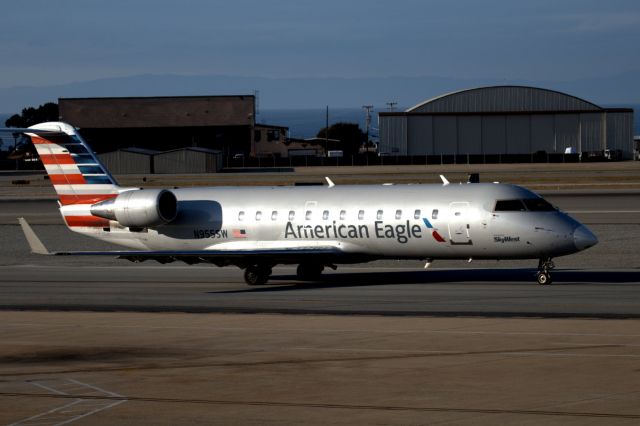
<box><xmin>64</xmin><ymin>216</ymin><xmax>110</xmax><ymax>227</ymax></box>
<box><xmin>31</xmin><ymin>135</ymin><xmax>54</xmax><ymax>145</ymax></box>
<box><xmin>50</xmin><ymin>174</ymin><xmax>86</xmax><ymax>185</ymax></box>
<box><xmin>39</xmin><ymin>154</ymin><xmax>76</xmax><ymax>165</ymax></box>
<box><xmin>59</xmin><ymin>194</ymin><xmax>118</xmax><ymax>206</ymax></box>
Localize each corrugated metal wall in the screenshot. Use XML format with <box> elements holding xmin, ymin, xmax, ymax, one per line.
<box><xmin>458</xmin><ymin>116</ymin><xmax>482</xmax><ymax>154</ymax></box>
<box><xmin>531</xmin><ymin>115</ymin><xmax>555</xmax><ymax>152</ymax></box>
<box><xmin>433</xmin><ymin>116</ymin><xmax>457</xmax><ymax>154</ymax></box>
<box><xmin>555</xmin><ymin>114</ymin><xmax>579</xmax><ymax>153</ymax></box>
<box><xmin>606</xmin><ymin>112</ymin><xmax>634</xmax><ymax>158</ymax></box>
<box><xmin>98</xmin><ymin>151</ymin><xmax>153</xmax><ymax>174</ymax></box>
<box><xmin>378</xmin><ymin>116</ymin><xmax>407</xmax><ymax>155</ymax></box>
<box><xmin>154</xmin><ymin>150</ymin><xmax>221</xmax><ymax>174</ymax></box>
<box><xmin>482</xmin><ymin>116</ymin><xmax>506</xmax><ymax>154</ymax></box>
<box><xmin>407</xmin><ymin>116</ymin><xmax>432</xmax><ymax>155</ymax></box>
<box><xmin>388</xmin><ymin>111</ymin><xmax>635</xmax><ymax>156</ymax></box>
<box><xmin>505</xmin><ymin>116</ymin><xmax>530</xmax><ymax>154</ymax></box>
<box><xmin>579</xmin><ymin>113</ymin><xmax>603</xmax><ymax>153</ymax></box>
<box><xmin>379</xmin><ymin>86</ymin><xmax>634</xmax><ymax>158</ymax></box>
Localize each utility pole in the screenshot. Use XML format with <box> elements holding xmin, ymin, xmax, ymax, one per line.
<box><xmin>362</xmin><ymin>105</ymin><xmax>374</xmax><ymax>144</ymax></box>
<box><xmin>254</xmin><ymin>90</ymin><xmax>260</xmax><ymax>118</ymax></box>
<box><xmin>386</xmin><ymin>101</ymin><xmax>397</xmax><ymax>112</ymax></box>
<box><xmin>325</xmin><ymin>105</ymin><xmax>329</xmax><ymax>155</ymax></box>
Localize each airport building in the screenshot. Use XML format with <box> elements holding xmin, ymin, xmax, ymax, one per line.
<box><xmin>378</xmin><ymin>86</ymin><xmax>634</xmax><ymax>159</ymax></box>
<box><xmin>58</xmin><ymin>95</ymin><xmax>289</xmax><ymax>158</ymax></box>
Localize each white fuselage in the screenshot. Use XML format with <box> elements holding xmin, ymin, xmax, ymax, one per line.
<box><xmin>66</xmin><ymin>183</ymin><xmax>594</xmax><ymax>262</ymax></box>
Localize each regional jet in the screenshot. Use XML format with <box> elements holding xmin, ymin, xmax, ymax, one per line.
<box><xmin>12</xmin><ymin>122</ymin><xmax>597</xmax><ymax>285</ymax></box>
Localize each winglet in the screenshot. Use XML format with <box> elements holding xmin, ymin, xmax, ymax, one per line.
<box><xmin>18</xmin><ymin>217</ymin><xmax>50</xmax><ymax>255</ymax></box>
<box><xmin>439</xmin><ymin>175</ymin><xmax>450</xmax><ymax>186</ymax></box>
<box><xmin>325</xmin><ymin>177</ymin><xmax>335</xmax><ymax>188</ymax></box>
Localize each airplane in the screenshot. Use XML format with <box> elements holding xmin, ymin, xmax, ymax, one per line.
<box><xmin>10</xmin><ymin>121</ymin><xmax>598</xmax><ymax>286</ymax></box>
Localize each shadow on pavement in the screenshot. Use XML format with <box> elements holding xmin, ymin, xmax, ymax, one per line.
<box><xmin>213</xmin><ymin>269</ymin><xmax>640</xmax><ymax>293</ymax></box>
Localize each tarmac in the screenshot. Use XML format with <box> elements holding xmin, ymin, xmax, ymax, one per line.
<box><xmin>1</xmin><ymin>172</ymin><xmax>640</xmax><ymax>424</ymax></box>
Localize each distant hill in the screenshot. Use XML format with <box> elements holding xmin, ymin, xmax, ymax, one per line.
<box><xmin>0</xmin><ymin>72</ymin><xmax>639</xmax><ymax>114</ymax></box>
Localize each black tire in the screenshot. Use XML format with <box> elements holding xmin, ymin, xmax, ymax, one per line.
<box><xmin>537</xmin><ymin>272</ymin><xmax>552</xmax><ymax>285</ymax></box>
<box><xmin>244</xmin><ymin>266</ymin><xmax>270</xmax><ymax>286</ymax></box>
<box><xmin>296</xmin><ymin>263</ymin><xmax>323</xmax><ymax>281</ymax></box>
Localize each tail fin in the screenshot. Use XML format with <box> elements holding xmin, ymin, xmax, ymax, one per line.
<box><xmin>26</xmin><ymin>122</ymin><xmax>120</xmax><ymax>206</ymax></box>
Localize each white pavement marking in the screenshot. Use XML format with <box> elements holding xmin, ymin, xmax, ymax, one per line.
<box><xmin>8</xmin><ymin>379</ymin><xmax>126</xmax><ymax>426</ymax></box>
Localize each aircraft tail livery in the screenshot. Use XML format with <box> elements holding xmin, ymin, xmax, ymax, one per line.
<box><xmin>12</xmin><ymin>122</ymin><xmax>598</xmax><ymax>286</ymax></box>
<box><xmin>26</xmin><ymin>122</ymin><xmax>121</xmax><ymax>229</ymax></box>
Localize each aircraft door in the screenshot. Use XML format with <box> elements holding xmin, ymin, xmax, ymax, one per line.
<box><xmin>448</xmin><ymin>202</ymin><xmax>472</xmax><ymax>244</ymax></box>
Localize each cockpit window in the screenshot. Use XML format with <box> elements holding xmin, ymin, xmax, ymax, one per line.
<box><xmin>494</xmin><ymin>199</ymin><xmax>526</xmax><ymax>212</ymax></box>
<box><xmin>523</xmin><ymin>198</ymin><xmax>556</xmax><ymax>211</ymax></box>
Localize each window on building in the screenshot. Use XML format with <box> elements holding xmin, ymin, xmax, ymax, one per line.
<box><xmin>267</xmin><ymin>129</ymin><xmax>281</xmax><ymax>142</ymax></box>
<box><xmin>254</xmin><ymin>130</ymin><xmax>262</xmax><ymax>142</ymax></box>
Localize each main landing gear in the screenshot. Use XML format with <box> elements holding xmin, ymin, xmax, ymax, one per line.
<box><xmin>244</xmin><ymin>264</ymin><xmax>272</xmax><ymax>286</ymax></box>
<box><xmin>296</xmin><ymin>263</ymin><xmax>324</xmax><ymax>281</ymax></box>
<box><xmin>536</xmin><ymin>258</ymin><xmax>555</xmax><ymax>285</ymax></box>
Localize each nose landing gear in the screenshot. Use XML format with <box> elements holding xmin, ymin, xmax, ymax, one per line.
<box><xmin>536</xmin><ymin>258</ymin><xmax>555</xmax><ymax>285</ymax></box>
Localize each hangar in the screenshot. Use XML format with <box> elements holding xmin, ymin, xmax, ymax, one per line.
<box><xmin>378</xmin><ymin>86</ymin><xmax>634</xmax><ymax>159</ymax></box>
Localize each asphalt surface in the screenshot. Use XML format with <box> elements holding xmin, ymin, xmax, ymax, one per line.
<box><xmin>2</xmin><ymin>190</ymin><xmax>640</xmax><ymax>424</ymax></box>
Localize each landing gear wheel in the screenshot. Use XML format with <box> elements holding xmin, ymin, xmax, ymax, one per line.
<box><xmin>244</xmin><ymin>265</ymin><xmax>271</xmax><ymax>286</ymax></box>
<box><xmin>536</xmin><ymin>257</ymin><xmax>554</xmax><ymax>285</ymax></box>
<box><xmin>536</xmin><ymin>272</ymin><xmax>552</xmax><ymax>285</ymax></box>
<box><xmin>296</xmin><ymin>263</ymin><xmax>324</xmax><ymax>281</ymax></box>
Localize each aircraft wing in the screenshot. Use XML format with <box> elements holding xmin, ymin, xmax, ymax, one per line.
<box><xmin>18</xmin><ymin>218</ymin><xmax>357</xmax><ymax>266</ymax></box>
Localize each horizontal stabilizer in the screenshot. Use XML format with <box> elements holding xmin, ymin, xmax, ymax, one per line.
<box><xmin>18</xmin><ymin>217</ymin><xmax>50</xmax><ymax>255</ymax></box>
<box><xmin>0</xmin><ymin>127</ymin><xmax>66</xmax><ymax>136</ymax></box>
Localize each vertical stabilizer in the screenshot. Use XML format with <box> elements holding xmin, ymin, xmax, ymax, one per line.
<box><xmin>26</xmin><ymin>122</ymin><xmax>121</xmax><ymax>229</ymax></box>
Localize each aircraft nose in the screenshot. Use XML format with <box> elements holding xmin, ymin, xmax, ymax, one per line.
<box><xmin>573</xmin><ymin>225</ymin><xmax>598</xmax><ymax>251</ymax></box>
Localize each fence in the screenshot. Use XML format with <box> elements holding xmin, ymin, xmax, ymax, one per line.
<box><xmin>224</xmin><ymin>153</ymin><xmax>582</xmax><ymax>169</ymax></box>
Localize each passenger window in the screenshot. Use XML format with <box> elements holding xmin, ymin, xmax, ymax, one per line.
<box><xmin>271</xmin><ymin>211</ymin><xmax>278</xmax><ymax>220</ymax></box>
<box><xmin>414</xmin><ymin>209</ymin><xmax>421</xmax><ymax>219</ymax></box>
<box><xmin>432</xmin><ymin>209</ymin><xmax>438</xmax><ymax>220</ymax></box>
<box><xmin>395</xmin><ymin>209</ymin><xmax>402</xmax><ymax>220</ymax></box>
<box><xmin>340</xmin><ymin>210</ymin><xmax>346</xmax><ymax>220</ymax></box>
<box><xmin>358</xmin><ymin>210</ymin><xmax>365</xmax><ymax>220</ymax></box>
<box><xmin>306</xmin><ymin>210</ymin><xmax>312</xmax><ymax>220</ymax></box>
<box><xmin>377</xmin><ymin>210</ymin><xmax>383</xmax><ymax>220</ymax></box>
<box><xmin>255</xmin><ymin>211</ymin><xmax>262</xmax><ymax>221</ymax></box>
<box><xmin>323</xmin><ymin>210</ymin><xmax>329</xmax><ymax>220</ymax></box>
<box><xmin>288</xmin><ymin>210</ymin><xmax>295</xmax><ymax>220</ymax></box>
<box><xmin>238</xmin><ymin>211</ymin><xmax>245</xmax><ymax>221</ymax></box>
<box><xmin>494</xmin><ymin>200</ymin><xmax>526</xmax><ymax>212</ymax></box>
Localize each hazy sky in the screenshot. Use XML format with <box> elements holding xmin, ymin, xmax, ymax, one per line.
<box><xmin>1</xmin><ymin>0</ymin><xmax>639</xmax><ymax>88</ymax></box>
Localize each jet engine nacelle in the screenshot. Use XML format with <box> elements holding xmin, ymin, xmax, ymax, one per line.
<box><xmin>90</xmin><ymin>189</ymin><xmax>178</xmax><ymax>228</ymax></box>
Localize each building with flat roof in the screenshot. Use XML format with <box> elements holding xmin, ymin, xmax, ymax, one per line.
<box><xmin>379</xmin><ymin>86</ymin><xmax>634</xmax><ymax>159</ymax></box>
<box><xmin>59</xmin><ymin>95</ymin><xmax>287</xmax><ymax>158</ymax></box>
